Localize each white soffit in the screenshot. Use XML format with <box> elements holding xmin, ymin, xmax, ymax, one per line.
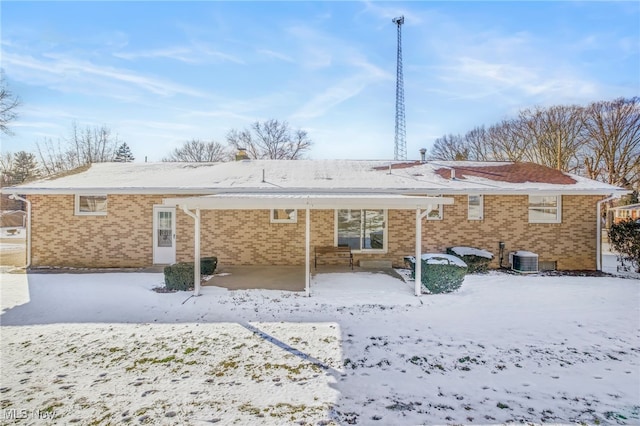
<box><xmin>162</xmin><ymin>193</ymin><xmax>455</xmax><ymax>210</ymax></box>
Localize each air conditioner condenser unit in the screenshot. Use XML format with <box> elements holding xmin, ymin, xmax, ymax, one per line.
<box><xmin>509</xmin><ymin>251</ymin><xmax>539</xmax><ymax>273</ymax></box>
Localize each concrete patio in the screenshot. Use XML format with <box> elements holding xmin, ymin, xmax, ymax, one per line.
<box><xmin>205</xmin><ymin>265</ymin><xmax>406</xmax><ymax>292</ymax></box>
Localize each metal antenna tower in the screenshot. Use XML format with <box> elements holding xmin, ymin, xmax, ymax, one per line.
<box><xmin>392</xmin><ymin>15</ymin><xmax>407</xmax><ymax>161</ymax></box>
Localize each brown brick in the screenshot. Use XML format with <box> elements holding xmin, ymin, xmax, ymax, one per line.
<box><xmin>28</xmin><ymin>194</ymin><xmax>602</xmax><ymax>270</ymax></box>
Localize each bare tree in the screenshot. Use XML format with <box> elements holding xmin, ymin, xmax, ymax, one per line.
<box><xmin>429</xmin><ymin>134</ymin><xmax>469</xmax><ymax>161</ymax></box>
<box><xmin>36</xmin><ymin>123</ymin><xmax>121</xmax><ymax>175</ymax></box>
<box><xmin>163</xmin><ymin>139</ymin><xmax>228</xmax><ymax>162</ymax></box>
<box><xmin>485</xmin><ymin>119</ymin><xmax>527</xmax><ymax>162</ymax></box>
<box><xmin>70</xmin><ymin>122</ymin><xmax>119</xmax><ymax>164</ymax></box>
<box><xmin>226</xmin><ymin>119</ymin><xmax>312</xmax><ymax>160</ymax></box>
<box><xmin>0</xmin><ymin>70</ymin><xmax>20</xmax><ymax>135</ymax></box>
<box><xmin>517</xmin><ymin>105</ymin><xmax>585</xmax><ymax>172</ymax></box>
<box><xmin>0</xmin><ymin>151</ymin><xmax>13</xmax><ymax>186</ymax></box>
<box><xmin>36</xmin><ymin>137</ymin><xmax>76</xmax><ymax>176</ymax></box>
<box><xmin>464</xmin><ymin>126</ymin><xmax>492</xmax><ymax>161</ymax></box>
<box><xmin>582</xmin><ymin>97</ymin><xmax>640</xmax><ymax>187</ymax></box>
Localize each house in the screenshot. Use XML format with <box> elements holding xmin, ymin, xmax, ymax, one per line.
<box><xmin>1</xmin><ymin>159</ymin><xmax>626</xmax><ymax>295</ymax></box>
<box><xmin>610</xmin><ymin>203</ymin><xmax>640</xmax><ymax>224</ymax></box>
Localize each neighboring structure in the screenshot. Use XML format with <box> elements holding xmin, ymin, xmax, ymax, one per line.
<box><xmin>1</xmin><ymin>160</ymin><xmax>626</xmax><ymax>289</ymax></box>
<box><xmin>610</xmin><ymin>203</ymin><xmax>640</xmax><ymax>223</ymax></box>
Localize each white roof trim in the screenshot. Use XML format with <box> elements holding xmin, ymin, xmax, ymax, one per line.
<box><xmin>2</xmin><ymin>187</ymin><xmax>627</xmax><ymax>196</ymax></box>
<box><xmin>609</xmin><ymin>203</ymin><xmax>640</xmax><ymax>210</ymax></box>
<box><xmin>162</xmin><ymin>193</ymin><xmax>455</xmax><ymax>210</ymax></box>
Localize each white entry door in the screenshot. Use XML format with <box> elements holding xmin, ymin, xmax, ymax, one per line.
<box><xmin>153</xmin><ymin>206</ymin><xmax>176</xmax><ymax>264</ymax></box>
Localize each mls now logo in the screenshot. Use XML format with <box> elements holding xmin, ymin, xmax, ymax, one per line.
<box><xmin>3</xmin><ymin>409</ymin><xmax>29</xmax><ymax>420</ymax></box>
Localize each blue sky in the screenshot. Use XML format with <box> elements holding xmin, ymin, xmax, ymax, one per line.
<box><xmin>1</xmin><ymin>1</ymin><xmax>638</xmax><ymax>161</ymax></box>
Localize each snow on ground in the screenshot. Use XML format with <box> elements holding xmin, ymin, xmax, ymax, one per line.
<box><xmin>1</xmin><ymin>271</ymin><xmax>639</xmax><ymax>425</ymax></box>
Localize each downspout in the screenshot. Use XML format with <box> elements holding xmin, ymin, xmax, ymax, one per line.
<box><xmin>181</xmin><ymin>205</ymin><xmax>201</xmax><ymax>297</ymax></box>
<box><xmin>596</xmin><ymin>194</ymin><xmax>618</xmax><ymax>271</ymax></box>
<box><xmin>9</xmin><ymin>194</ymin><xmax>31</xmax><ymax>269</ymax></box>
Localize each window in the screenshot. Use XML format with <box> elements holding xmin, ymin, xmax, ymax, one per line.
<box><xmin>426</xmin><ymin>204</ymin><xmax>443</xmax><ymax>220</ymax></box>
<box><xmin>468</xmin><ymin>195</ymin><xmax>483</xmax><ymax>220</ymax></box>
<box><xmin>271</xmin><ymin>209</ymin><xmax>297</xmax><ymax>223</ymax></box>
<box><xmin>75</xmin><ymin>194</ymin><xmax>107</xmax><ymax>216</ymax></box>
<box><xmin>336</xmin><ymin>209</ymin><xmax>386</xmax><ymax>251</ymax></box>
<box><xmin>528</xmin><ymin>195</ymin><xmax>561</xmax><ymax>223</ymax></box>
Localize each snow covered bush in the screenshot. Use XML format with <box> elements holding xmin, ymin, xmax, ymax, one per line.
<box><xmin>446</xmin><ymin>246</ymin><xmax>494</xmax><ymax>273</ymax></box>
<box><xmin>609</xmin><ymin>220</ymin><xmax>640</xmax><ymax>272</ymax></box>
<box><xmin>404</xmin><ymin>254</ymin><xmax>468</xmax><ymax>294</ymax></box>
<box><xmin>163</xmin><ymin>257</ymin><xmax>218</xmax><ymax>291</ymax></box>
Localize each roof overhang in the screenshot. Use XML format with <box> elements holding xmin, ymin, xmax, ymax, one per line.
<box><xmin>609</xmin><ymin>203</ymin><xmax>640</xmax><ymax>211</ymax></box>
<box><xmin>1</xmin><ymin>187</ymin><xmax>628</xmax><ymax>196</ymax></box>
<box><xmin>162</xmin><ymin>193</ymin><xmax>455</xmax><ymax>210</ymax></box>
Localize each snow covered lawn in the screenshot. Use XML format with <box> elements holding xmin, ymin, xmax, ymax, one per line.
<box><xmin>1</xmin><ymin>271</ymin><xmax>639</xmax><ymax>425</ymax></box>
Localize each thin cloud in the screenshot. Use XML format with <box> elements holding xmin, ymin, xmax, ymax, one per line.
<box><xmin>185</xmin><ymin>109</ymin><xmax>256</xmax><ymax>123</ymax></box>
<box><xmin>436</xmin><ymin>57</ymin><xmax>599</xmax><ymax>101</ymax></box>
<box><xmin>257</xmin><ymin>49</ymin><xmax>295</xmax><ymax>63</ymax></box>
<box><xmin>119</xmin><ymin>120</ymin><xmax>196</xmax><ymax>132</ymax></box>
<box><xmin>114</xmin><ymin>47</ymin><xmax>199</xmax><ymax>63</ymax></box>
<box><xmin>3</xmin><ymin>52</ymin><xmax>205</xmax><ymax>99</ymax></box>
<box><xmin>292</xmin><ymin>59</ymin><xmax>392</xmax><ymax>120</ymax></box>
<box><xmin>114</xmin><ymin>44</ymin><xmax>243</xmax><ymax>65</ymax></box>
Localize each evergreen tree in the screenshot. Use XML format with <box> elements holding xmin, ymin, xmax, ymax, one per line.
<box><xmin>9</xmin><ymin>151</ymin><xmax>39</xmax><ymax>184</ymax></box>
<box><xmin>114</xmin><ymin>143</ymin><xmax>135</xmax><ymax>162</ymax></box>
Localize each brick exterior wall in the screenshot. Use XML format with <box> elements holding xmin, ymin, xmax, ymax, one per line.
<box><xmin>29</xmin><ymin>194</ymin><xmax>169</xmax><ymax>268</ymax></box>
<box><xmin>28</xmin><ymin>194</ymin><xmax>602</xmax><ymax>270</ymax></box>
<box><xmin>385</xmin><ymin>195</ymin><xmax>602</xmax><ymax>270</ymax></box>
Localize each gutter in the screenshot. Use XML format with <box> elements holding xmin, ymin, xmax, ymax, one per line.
<box><xmin>9</xmin><ymin>194</ymin><xmax>31</xmax><ymax>269</ymax></box>
<box><xmin>596</xmin><ymin>194</ymin><xmax>619</xmax><ymax>271</ymax></box>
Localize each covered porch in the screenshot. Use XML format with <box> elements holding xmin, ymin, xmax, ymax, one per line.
<box><xmin>204</xmin><ymin>264</ymin><xmax>407</xmax><ymax>292</ymax></box>
<box><xmin>162</xmin><ymin>192</ymin><xmax>454</xmax><ymax>297</ymax></box>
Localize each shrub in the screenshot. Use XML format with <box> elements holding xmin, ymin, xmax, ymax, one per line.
<box><xmin>163</xmin><ymin>256</ymin><xmax>218</xmax><ymax>291</ymax></box>
<box><xmin>446</xmin><ymin>247</ymin><xmax>494</xmax><ymax>273</ymax></box>
<box><xmin>609</xmin><ymin>220</ymin><xmax>640</xmax><ymax>272</ymax></box>
<box><xmin>405</xmin><ymin>254</ymin><xmax>468</xmax><ymax>294</ymax></box>
<box><xmin>164</xmin><ymin>262</ymin><xmax>194</xmax><ymax>291</ymax></box>
<box><xmin>199</xmin><ymin>256</ymin><xmax>218</xmax><ymax>275</ymax></box>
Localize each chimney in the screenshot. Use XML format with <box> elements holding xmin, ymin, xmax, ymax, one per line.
<box><xmin>419</xmin><ymin>148</ymin><xmax>426</xmax><ymax>163</ymax></box>
<box><xmin>235</xmin><ymin>148</ymin><xmax>249</xmax><ymax>161</ymax></box>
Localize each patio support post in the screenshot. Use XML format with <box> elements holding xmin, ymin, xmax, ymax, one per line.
<box><xmin>194</xmin><ymin>208</ymin><xmax>201</xmax><ymax>296</ymax></box>
<box><xmin>415</xmin><ymin>208</ymin><xmax>422</xmax><ymax>297</ymax></box>
<box><xmin>305</xmin><ymin>208</ymin><xmax>310</xmax><ymax>297</ymax></box>
<box><xmin>596</xmin><ymin>194</ymin><xmax>617</xmax><ymax>271</ymax></box>
<box><xmin>181</xmin><ymin>206</ymin><xmax>202</xmax><ymax>297</ymax></box>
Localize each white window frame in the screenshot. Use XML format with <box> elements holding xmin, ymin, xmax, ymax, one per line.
<box><xmin>426</xmin><ymin>204</ymin><xmax>443</xmax><ymax>220</ymax></box>
<box><xmin>528</xmin><ymin>195</ymin><xmax>561</xmax><ymax>224</ymax></box>
<box><xmin>75</xmin><ymin>194</ymin><xmax>107</xmax><ymax>216</ymax></box>
<box><xmin>334</xmin><ymin>209</ymin><xmax>388</xmax><ymax>253</ymax></box>
<box><xmin>468</xmin><ymin>194</ymin><xmax>483</xmax><ymax>220</ymax></box>
<box><xmin>270</xmin><ymin>209</ymin><xmax>297</xmax><ymax>223</ymax></box>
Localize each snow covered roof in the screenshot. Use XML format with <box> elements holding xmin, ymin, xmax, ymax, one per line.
<box><xmin>1</xmin><ymin>160</ymin><xmax>626</xmax><ymax>195</ymax></box>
